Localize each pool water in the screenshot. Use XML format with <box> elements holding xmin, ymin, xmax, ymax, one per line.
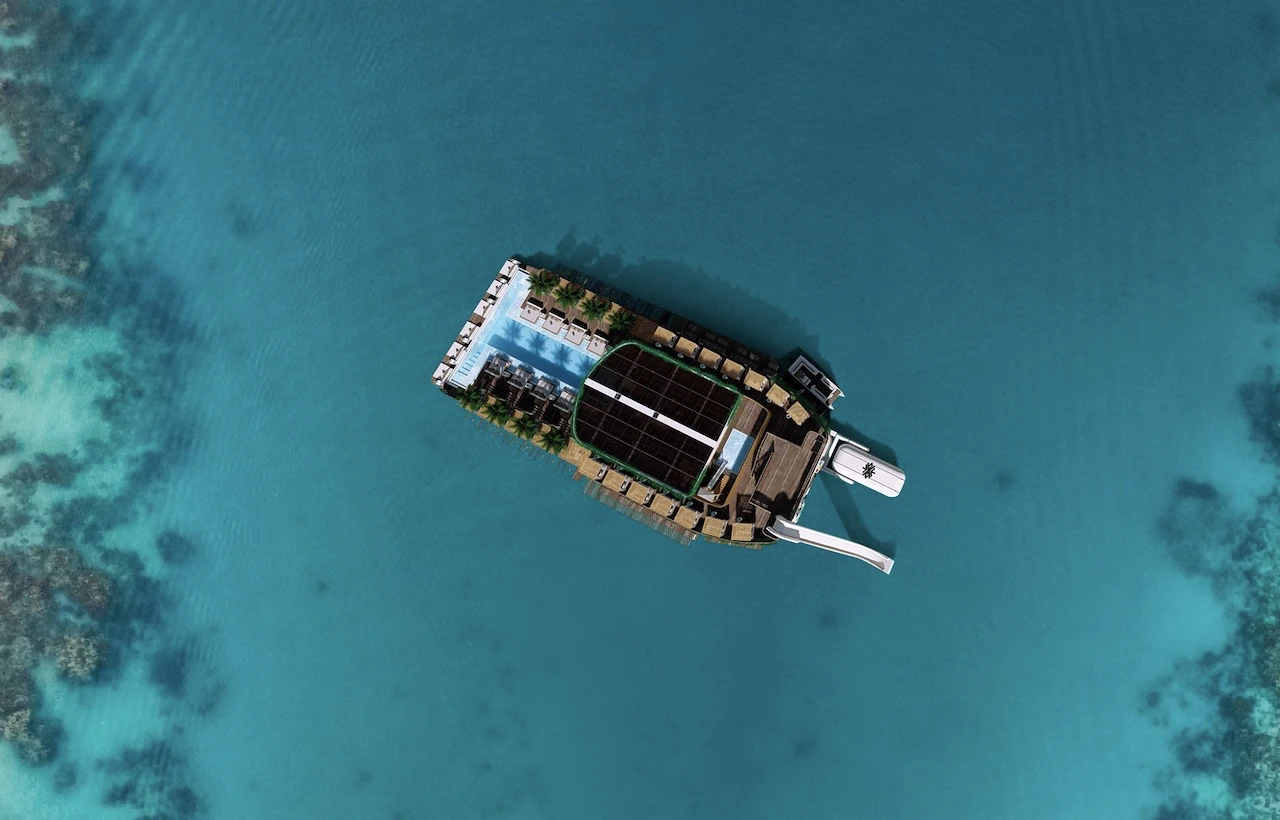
<box><xmin>718</xmin><ymin>429</ymin><xmax>752</xmax><ymax>473</ymax></box>
<box><xmin>450</xmin><ymin>270</ymin><xmax>601</xmax><ymax>390</ymax></box>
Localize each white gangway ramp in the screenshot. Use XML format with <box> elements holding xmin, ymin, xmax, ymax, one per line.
<box><xmin>822</xmin><ymin>433</ymin><xmax>906</xmax><ymax>498</ymax></box>
<box><xmin>766</xmin><ymin>516</ymin><xmax>895</xmax><ymax>575</ymax></box>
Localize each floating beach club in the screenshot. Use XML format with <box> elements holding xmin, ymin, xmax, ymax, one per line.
<box><xmin>434</xmin><ymin>259</ymin><xmax>906</xmax><ymax>574</ymax></box>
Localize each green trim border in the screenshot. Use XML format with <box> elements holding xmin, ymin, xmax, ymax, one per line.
<box><xmin>570</xmin><ymin>340</ymin><xmax>744</xmax><ymax>501</ymax></box>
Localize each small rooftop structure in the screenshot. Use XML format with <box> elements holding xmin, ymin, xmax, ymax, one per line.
<box><xmin>700</xmin><ymin>517</ymin><xmax>727</xmax><ymax>538</ymax></box>
<box><xmin>744</xmin><ymin>369</ymin><xmax>769</xmax><ymax>392</ymax></box>
<box><xmin>674</xmin><ymin>337</ymin><xmax>699</xmax><ymax>358</ymax></box>
<box><xmin>765</xmin><ymin>383</ymin><xmax>791</xmax><ymax>407</ymax></box>
<box><xmin>603</xmin><ymin>469</ymin><xmax>630</xmax><ymax>493</ymax></box>
<box><xmin>625</xmin><ymin>482</ymin><xmax>653</xmax><ymax>506</ymax></box>
<box><xmin>649</xmin><ymin>493</ymin><xmax>677</xmax><ymax>518</ymax></box>
<box><xmin>786</xmin><ymin>402</ymin><xmax>811</xmax><ymax>425</ymax></box>
<box><xmin>788</xmin><ymin>355</ymin><xmax>843</xmax><ymax>409</ymax></box>
<box><xmin>674</xmin><ymin>506</ymin><xmax>702</xmax><ymax>530</ymax></box>
<box><xmin>720</xmin><ymin>359</ymin><xmax>746</xmax><ymax>381</ymax></box>
<box><xmin>578</xmin><ymin>457</ymin><xmax>606</xmax><ymax>481</ymax></box>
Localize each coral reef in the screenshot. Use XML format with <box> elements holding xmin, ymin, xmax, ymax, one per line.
<box><xmin>98</xmin><ymin>739</ymin><xmax>203</xmax><ymax>819</ymax></box>
<box><xmin>0</xmin><ymin>8</ymin><xmax>208</xmax><ymax>813</ymax></box>
<box><xmin>0</xmin><ymin>547</ymin><xmax>111</xmax><ymax>759</ymax></box>
<box><xmin>51</xmin><ymin>631</ymin><xmax>102</xmax><ymax>681</ymax></box>
<box><xmin>1149</xmin><ymin>406</ymin><xmax>1280</xmax><ymax>815</ymax></box>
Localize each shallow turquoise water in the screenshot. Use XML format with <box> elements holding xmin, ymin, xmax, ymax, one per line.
<box><xmin>3</xmin><ymin>0</ymin><xmax>1280</xmax><ymax>818</ymax></box>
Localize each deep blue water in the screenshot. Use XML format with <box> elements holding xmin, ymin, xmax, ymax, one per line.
<box><xmin>3</xmin><ymin>0</ymin><xmax>1280</xmax><ymax>818</ymax></box>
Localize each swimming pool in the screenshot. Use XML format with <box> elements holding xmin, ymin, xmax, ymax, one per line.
<box><xmin>718</xmin><ymin>429</ymin><xmax>753</xmax><ymax>473</ymax></box>
<box><xmin>448</xmin><ymin>271</ymin><xmax>601</xmax><ymax>390</ymax></box>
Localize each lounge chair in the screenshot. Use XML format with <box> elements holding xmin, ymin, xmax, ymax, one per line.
<box><xmin>520</xmin><ymin>298</ymin><xmax>545</xmax><ymax>324</ymax></box>
<box><xmin>542</xmin><ymin>310</ymin><xmax>565</xmax><ymax>335</ymax></box>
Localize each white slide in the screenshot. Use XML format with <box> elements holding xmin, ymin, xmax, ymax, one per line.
<box><xmin>766</xmin><ymin>516</ymin><xmax>895</xmax><ymax>574</ymax></box>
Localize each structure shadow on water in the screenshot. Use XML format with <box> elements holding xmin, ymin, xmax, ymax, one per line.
<box><xmin>524</xmin><ymin>232</ymin><xmax>829</xmax><ymax>377</ymax></box>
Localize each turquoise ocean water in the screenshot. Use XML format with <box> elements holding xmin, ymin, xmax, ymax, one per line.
<box><xmin>3</xmin><ymin>1</ymin><xmax>1280</xmax><ymax>818</ymax></box>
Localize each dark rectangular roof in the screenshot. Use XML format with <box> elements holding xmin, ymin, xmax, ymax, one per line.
<box><xmin>573</xmin><ymin>345</ymin><xmax>739</xmax><ymax>496</ymax></box>
<box><xmin>575</xmin><ymin>391</ymin><xmax>712</xmax><ymax>495</ymax></box>
<box><xmin>586</xmin><ymin>344</ymin><xmax>736</xmax><ymax>439</ymax></box>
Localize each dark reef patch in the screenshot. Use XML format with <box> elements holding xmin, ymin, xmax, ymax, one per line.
<box><xmin>0</xmin><ymin>2</ymin><xmax>211</xmax><ymax>815</ymax></box>
<box><xmin>1147</xmin><ymin>383</ymin><xmax>1280</xmax><ymax>813</ymax></box>
<box><xmin>52</xmin><ymin>760</ymin><xmax>77</xmax><ymax>792</ymax></box>
<box><xmin>155</xmin><ymin>529</ymin><xmax>194</xmax><ymax>566</ymax></box>
<box><xmin>1156</xmin><ymin>478</ymin><xmax>1242</xmax><ymax>583</ymax></box>
<box><xmin>226</xmin><ymin>198</ymin><xmax>262</xmax><ymax>238</ymax></box>
<box><xmin>148</xmin><ymin>645</ymin><xmax>188</xmax><ymax>699</ymax></box>
<box><xmin>97</xmin><ymin>738</ymin><xmax>203</xmax><ymax>819</ymax></box>
<box><xmin>792</xmin><ymin>733</ymin><xmax>819</xmax><ymax>760</ymax></box>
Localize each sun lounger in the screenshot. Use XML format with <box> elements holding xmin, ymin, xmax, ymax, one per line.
<box><xmin>542</xmin><ymin>310</ymin><xmax>565</xmax><ymax>335</ymax></box>
<box><xmin>520</xmin><ymin>298</ymin><xmax>545</xmax><ymax>324</ymax></box>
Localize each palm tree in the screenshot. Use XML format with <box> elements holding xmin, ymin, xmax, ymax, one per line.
<box><xmin>553</xmin><ymin>282</ymin><xmax>585</xmax><ymax>310</ymax></box>
<box><xmin>482</xmin><ymin>399</ymin><xmax>513</xmax><ymax>426</ymax></box>
<box><xmin>528</xmin><ymin>269</ymin><xmax>559</xmax><ymax>298</ymax></box>
<box><xmin>606</xmin><ymin>308</ymin><xmax>636</xmax><ymax>334</ymax></box>
<box><xmin>456</xmin><ymin>385</ymin><xmax>485</xmax><ymax>412</ymax></box>
<box><xmin>511</xmin><ymin>413</ymin><xmax>540</xmax><ymax>439</ymax></box>
<box><xmin>579</xmin><ymin>295</ymin><xmax>612</xmax><ymax>322</ymax></box>
<box><xmin>537</xmin><ymin>428</ymin><xmax>569</xmax><ymax>455</ymax></box>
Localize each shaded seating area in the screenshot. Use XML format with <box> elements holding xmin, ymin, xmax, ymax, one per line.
<box><xmin>520</xmin><ymin>297</ymin><xmax>545</xmax><ymax>323</ymax></box>
<box><xmin>697</xmin><ymin>347</ymin><xmax>724</xmax><ymax>369</ymax></box>
<box><xmin>674</xmin><ymin>506</ymin><xmax>702</xmax><ymax>530</ymax></box>
<box><xmin>720</xmin><ymin>359</ymin><xmax>745</xmax><ymax>381</ymax></box>
<box><xmin>578</xmin><ymin>456</ymin><xmax>606</xmax><ymax>481</ymax></box>
<box><xmin>674</xmin><ymin>336</ymin><xmax>699</xmax><ymax>358</ymax></box>
<box><xmin>743</xmin><ymin>369</ymin><xmax>769</xmax><ymax>392</ymax></box>
<box><xmin>565</xmin><ymin>319</ymin><xmax>588</xmax><ymax>347</ymax></box>
<box><xmin>475</xmin><ymin>295</ymin><xmax>496</xmax><ymax>318</ymax></box>
<box><xmin>765</xmin><ymin>383</ymin><xmax>791</xmax><ymax>407</ymax></box>
<box><xmin>603</xmin><ymin>469</ymin><xmax>630</xmax><ymax>494</ymax></box>
<box><xmin>532</xmin><ymin>377</ymin><xmax>556</xmax><ymax>401</ymax></box>
<box><xmin>510</xmin><ymin>366</ymin><xmax>534</xmax><ymax>392</ymax></box>
<box><xmin>649</xmin><ymin>493</ymin><xmax>677</xmax><ymax>518</ymax></box>
<box><xmin>460</xmin><ymin>321</ymin><xmax>480</xmax><ymax>343</ymax></box>
<box><xmin>625</xmin><ymin>482</ymin><xmax>654</xmax><ymax>506</ymax></box>
<box><xmin>554</xmin><ymin>387</ymin><xmax>576</xmax><ymax>413</ymax></box>
<box><xmin>586</xmin><ymin>331</ymin><xmax>608</xmax><ymax>357</ymax></box>
<box><xmin>730</xmin><ymin>522</ymin><xmax>756</xmax><ymax>542</ymax></box>
<box><xmin>700</xmin><ymin>517</ymin><xmax>728</xmax><ymax>539</ymax></box>
<box><xmin>445</xmin><ymin>341</ymin><xmax>466</xmax><ymax>363</ymax></box>
<box><xmin>653</xmin><ymin>326</ymin><xmax>678</xmax><ymax>347</ymax></box>
<box><xmin>786</xmin><ymin>402</ymin><xmax>811</xmax><ymax>425</ymax></box>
